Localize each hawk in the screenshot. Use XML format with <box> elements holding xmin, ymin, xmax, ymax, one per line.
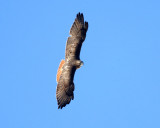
<box><xmin>56</xmin><ymin>12</ymin><xmax>88</xmax><ymax>109</ymax></box>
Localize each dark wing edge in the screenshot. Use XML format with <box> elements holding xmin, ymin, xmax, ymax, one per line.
<box><xmin>70</xmin><ymin>12</ymin><xmax>88</xmax><ymax>37</ymax></box>
<box><xmin>65</xmin><ymin>12</ymin><xmax>88</xmax><ymax>59</ymax></box>
<box><xmin>56</xmin><ymin>80</ymin><xmax>74</xmax><ymax>109</ymax></box>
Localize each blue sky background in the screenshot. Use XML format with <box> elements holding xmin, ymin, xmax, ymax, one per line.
<box><xmin>0</xmin><ymin>0</ymin><xmax>160</xmax><ymax>128</ymax></box>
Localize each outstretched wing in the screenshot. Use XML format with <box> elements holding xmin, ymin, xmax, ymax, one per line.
<box><xmin>56</xmin><ymin>61</ymin><xmax>76</xmax><ymax>109</ymax></box>
<box><xmin>56</xmin><ymin>73</ymin><xmax>75</xmax><ymax>109</ymax></box>
<box><xmin>56</xmin><ymin>60</ymin><xmax>75</xmax><ymax>109</ymax></box>
<box><xmin>65</xmin><ymin>12</ymin><xmax>88</xmax><ymax>60</ymax></box>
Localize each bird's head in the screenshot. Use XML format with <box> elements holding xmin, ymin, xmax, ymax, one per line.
<box><xmin>75</xmin><ymin>60</ymin><xmax>84</xmax><ymax>69</ymax></box>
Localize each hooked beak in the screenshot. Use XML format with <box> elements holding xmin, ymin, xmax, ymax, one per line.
<box><xmin>80</xmin><ymin>61</ymin><xmax>84</xmax><ymax>67</ymax></box>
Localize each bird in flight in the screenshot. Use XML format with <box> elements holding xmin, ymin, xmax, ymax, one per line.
<box><xmin>56</xmin><ymin>12</ymin><xmax>88</xmax><ymax>109</ymax></box>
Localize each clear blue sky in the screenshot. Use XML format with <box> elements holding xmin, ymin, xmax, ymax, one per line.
<box><xmin>0</xmin><ymin>0</ymin><xmax>160</xmax><ymax>128</ymax></box>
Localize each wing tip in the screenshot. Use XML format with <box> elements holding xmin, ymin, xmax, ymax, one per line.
<box><xmin>69</xmin><ymin>12</ymin><xmax>87</xmax><ymax>36</ymax></box>
<box><xmin>57</xmin><ymin>95</ymin><xmax>73</xmax><ymax>109</ymax></box>
<box><xmin>56</xmin><ymin>86</ymin><xmax>74</xmax><ymax>109</ymax></box>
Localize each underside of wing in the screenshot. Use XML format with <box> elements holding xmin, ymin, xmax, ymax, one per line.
<box><xmin>56</xmin><ymin>79</ymin><xmax>74</xmax><ymax>109</ymax></box>
<box><xmin>65</xmin><ymin>12</ymin><xmax>88</xmax><ymax>60</ymax></box>
<box><xmin>69</xmin><ymin>13</ymin><xmax>88</xmax><ymax>37</ymax></box>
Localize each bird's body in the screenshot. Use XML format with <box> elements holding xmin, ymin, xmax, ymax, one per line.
<box><xmin>56</xmin><ymin>13</ymin><xmax>88</xmax><ymax>109</ymax></box>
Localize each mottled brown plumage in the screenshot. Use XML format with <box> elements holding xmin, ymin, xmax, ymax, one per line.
<box><xmin>56</xmin><ymin>12</ymin><xmax>88</xmax><ymax>109</ymax></box>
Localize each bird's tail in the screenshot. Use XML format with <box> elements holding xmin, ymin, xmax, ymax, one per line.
<box><xmin>56</xmin><ymin>59</ymin><xmax>65</xmax><ymax>83</ymax></box>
